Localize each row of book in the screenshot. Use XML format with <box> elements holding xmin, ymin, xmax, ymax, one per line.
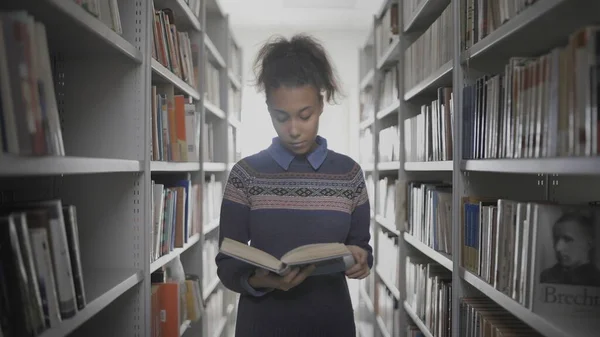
<box><xmin>227</xmin><ymin>126</ymin><xmax>242</xmax><ymax>163</ymax></box>
<box><xmin>152</xmin><ymin>5</ymin><xmax>198</xmax><ymax>90</ymax></box>
<box><xmin>375</xmin><ymin>2</ymin><xmax>399</xmax><ymax>61</ymax></box>
<box><xmin>74</xmin><ymin>0</ymin><xmax>122</xmax><ymax>35</ymax></box>
<box><xmin>463</xmin><ymin>0</ymin><xmax>538</xmax><ymax>50</ymax></box>
<box><xmin>377</xmin><ymin>227</ymin><xmax>399</xmax><ymax>292</ymax></box>
<box><xmin>379</xmin><ymin>125</ymin><xmax>400</xmax><ymax>163</ymax></box>
<box><xmin>0</xmin><ymin>199</ymin><xmax>86</xmax><ymax>337</ymax></box>
<box><xmin>406</xmin><ymin>181</ymin><xmax>453</xmax><ymax>257</ymax></box>
<box><xmin>376</xmin><ymin>279</ymin><xmax>400</xmax><ymax>336</ymax></box>
<box><xmin>377</xmin><ymin>177</ymin><xmax>398</xmax><ymax>222</ymax></box>
<box><xmin>150</xmin><ymin>268</ymin><xmax>203</xmax><ymax>337</ymax></box>
<box><xmin>203</xmin><ymin>238</ymin><xmax>219</xmax><ymax>289</ymax></box>
<box><xmin>150</xmin><ymin>179</ymin><xmax>202</xmax><ymax>263</ymax></box>
<box><xmin>461</xmin><ymin>197</ymin><xmax>600</xmax><ymax>335</ymax></box>
<box><xmin>359</xmin><ymin>87</ymin><xmax>375</xmax><ymax>123</ymax></box>
<box><xmin>404</xmin><ymin>87</ymin><xmax>454</xmax><ymax>162</ymax></box>
<box><xmin>0</xmin><ymin>12</ymin><xmax>64</xmax><ymax>156</ymax></box>
<box><xmin>463</xmin><ymin>25</ymin><xmax>600</xmax><ymax>159</ymax></box>
<box><xmin>405</xmin><ymin>257</ymin><xmax>452</xmax><ymax>337</ymax></box>
<box><xmin>229</xmin><ymin>40</ymin><xmax>242</xmax><ymax>79</ymax></box>
<box><xmin>360</xmin><ymin>128</ymin><xmax>374</xmax><ymax>165</ymax></box>
<box><xmin>404</xmin><ymin>3</ymin><xmax>452</xmax><ymax>90</ymax></box>
<box><xmin>205</xmin><ymin>288</ymin><xmax>226</xmax><ymax>337</ymax></box>
<box><xmin>203</xmin><ymin>174</ymin><xmax>224</xmax><ymax>227</ymax></box>
<box><xmin>151</xmin><ymin>85</ymin><xmax>201</xmax><ymax>162</ymax></box>
<box><xmin>379</xmin><ymin>65</ymin><xmax>400</xmax><ymax>111</ymax></box>
<box><xmin>203</xmin><ymin>120</ymin><xmax>216</xmax><ymax>162</ymax></box>
<box><xmin>229</xmin><ymin>85</ymin><xmax>242</xmax><ymax>118</ymax></box>
<box><xmin>206</xmin><ymin>62</ymin><xmax>221</xmax><ymax>108</ymax></box>
<box><xmin>459</xmin><ymin>298</ymin><xmax>542</xmax><ymax>337</ymax></box>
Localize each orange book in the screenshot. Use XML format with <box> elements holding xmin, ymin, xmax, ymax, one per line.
<box><xmin>157</xmin><ymin>282</ymin><xmax>181</xmax><ymax>337</ymax></box>
<box><xmin>174</xmin><ymin>95</ymin><xmax>188</xmax><ymax>162</ymax></box>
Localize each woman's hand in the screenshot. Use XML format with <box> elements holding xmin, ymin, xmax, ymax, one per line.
<box><xmin>345</xmin><ymin>245</ymin><xmax>370</xmax><ymax>279</ymax></box>
<box><xmin>248</xmin><ymin>265</ymin><xmax>316</xmax><ymax>291</ymax></box>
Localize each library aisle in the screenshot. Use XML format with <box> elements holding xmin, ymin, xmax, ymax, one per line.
<box><xmin>357</xmin><ymin>0</ymin><xmax>600</xmax><ymax>337</ymax></box>
<box><xmin>2</xmin><ymin>0</ymin><xmax>600</xmax><ymax>337</ymax></box>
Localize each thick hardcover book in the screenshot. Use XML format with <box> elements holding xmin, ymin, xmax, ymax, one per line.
<box><xmin>219</xmin><ymin>238</ymin><xmax>356</xmax><ymax>276</ymax></box>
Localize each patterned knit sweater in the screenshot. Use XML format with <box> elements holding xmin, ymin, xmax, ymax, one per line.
<box><xmin>215</xmin><ymin>136</ymin><xmax>373</xmax><ymax>337</ymax></box>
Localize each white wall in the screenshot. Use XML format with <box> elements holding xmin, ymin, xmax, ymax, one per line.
<box><xmin>232</xmin><ymin>27</ymin><xmax>367</xmax><ymax>161</ymax></box>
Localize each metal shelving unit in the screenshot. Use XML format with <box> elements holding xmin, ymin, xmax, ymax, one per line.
<box><xmin>0</xmin><ymin>0</ymin><xmax>241</xmax><ymax>336</ymax></box>
<box><xmin>357</xmin><ymin>0</ymin><xmax>600</xmax><ymax>337</ymax></box>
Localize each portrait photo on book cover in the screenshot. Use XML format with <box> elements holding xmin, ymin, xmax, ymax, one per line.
<box><xmin>537</xmin><ymin>205</ymin><xmax>600</xmax><ymax>287</ymax></box>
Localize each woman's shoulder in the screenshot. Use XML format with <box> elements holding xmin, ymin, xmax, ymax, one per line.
<box><xmin>324</xmin><ymin>150</ymin><xmax>365</xmax><ymax>174</ymax></box>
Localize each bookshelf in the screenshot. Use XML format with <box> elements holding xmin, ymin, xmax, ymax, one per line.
<box><xmin>357</xmin><ymin>1</ymin><xmax>600</xmax><ymax>337</ymax></box>
<box><xmin>0</xmin><ymin>0</ymin><xmax>241</xmax><ymax>336</ymax></box>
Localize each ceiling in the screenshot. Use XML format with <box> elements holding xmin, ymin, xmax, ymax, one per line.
<box><xmin>218</xmin><ymin>0</ymin><xmax>386</xmax><ymax>31</ymax></box>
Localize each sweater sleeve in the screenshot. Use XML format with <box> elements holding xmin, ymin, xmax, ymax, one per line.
<box><xmin>215</xmin><ymin>162</ymin><xmax>270</xmax><ymax>296</ymax></box>
<box><xmin>345</xmin><ymin>166</ymin><xmax>374</xmax><ymax>269</ymax></box>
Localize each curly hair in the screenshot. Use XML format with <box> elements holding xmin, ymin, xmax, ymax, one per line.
<box><xmin>253</xmin><ymin>34</ymin><xmax>342</xmax><ymax>104</ymax></box>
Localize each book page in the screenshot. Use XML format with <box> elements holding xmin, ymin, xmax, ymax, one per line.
<box><xmin>281</xmin><ymin>242</ymin><xmax>350</xmax><ymax>265</ymax></box>
<box><xmin>220</xmin><ymin>238</ymin><xmax>283</xmax><ymax>272</ymax></box>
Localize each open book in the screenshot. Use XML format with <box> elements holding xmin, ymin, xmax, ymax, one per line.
<box><xmin>219</xmin><ymin>238</ymin><xmax>356</xmax><ymax>276</ymax></box>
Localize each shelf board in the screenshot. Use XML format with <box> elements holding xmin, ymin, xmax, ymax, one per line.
<box><xmin>179</xmin><ymin>320</ymin><xmax>191</xmax><ymax>336</ymax></box>
<box><xmin>0</xmin><ymin>155</ymin><xmax>141</xmax><ymax>176</ymax></box>
<box><xmin>153</xmin><ymin>0</ymin><xmax>201</xmax><ymax>31</ymax></box>
<box><xmin>404</xmin><ymin>160</ymin><xmax>453</xmax><ymax>172</ymax></box>
<box><xmin>461</xmin><ymin>157</ymin><xmax>600</xmax><ymax>175</ymax></box>
<box><xmin>203</xmin><ymin>277</ymin><xmax>221</xmax><ymax>301</ymax></box>
<box><xmin>39</xmin><ymin>270</ymin><xmax>142</xmax><ymax>337</ymax></box>
<box><xmin>461</xmin><ymin>268</ymin><xmax>568</xmax><ymax>337</ymax></box>
<box><xmin>203</xmin><ymin>162</ymin><xmax>227</xmax><ymax>172</ymax></box>
<box><xmin>403</xmin><ymin>302</ymin><xmax>434</xmax><ymax>337</ymax></box>
<box><xmin>151</xmin><ymin>161</ymin><xmax>200</xmax><ymax>172</ymax></box>
<box><xmin>362</xmin><ymin>163</ymin><xmax>375</xmax><ymax>172</ymax></box>
<box><xmin>152</xmin><ymin>59</ymin><xmax>200</xmax><ymax>100</ymax></box>
<box><xmin>13</xmin><ymin>0</ymin><xmax>143</xmax><ymax>63</ymax></box>
<box><xmin>461</xmin><ymin>0</ymin><xmax>600</xmax><ymax>71</ymax></box>
<box><xmin>229</xmin><ymin>70</ymin><xmax>242</xmax><ymax>90</ymax></box>
<box><xmin>403</xmin><ymin>233</ymin><xmax>453</xmax><ymax>271</ymax></box>
<box><xmin>376</xmin><ymin>100</ymin><xmax>400</xmax><ymax>120</ymax></box>
<box><xmin>359</xmin><ymin>117</ymin><xmax>374</xmax><ymax>130</ymax></box>
<box><xmin>375</xmin><ymin>266</ymin><xmax>400</xmax><ymax>300</ymax></box>
<box><xmin>377</xmin><ymin>37</ymin><xmax>401</xmax><ymax>70</ymax></box>
<box><xmin>151</xmin><ymin>234</ymin><xmax>201</xmax><ymax>273</ymax></box>
<box><xmin>375</xmin><ymin>215</ymin><xmax>400</xmax><ymax>236</ymax></box>
<box><xmin>378</xmin><ymin>161</ymin><xmax>400</xmax><ymax>172</ymax></box>
<box><xmin>204</xmin><ymin>34</ymin><xmax>226</xmax><ymax>68</ymax></box>
<box><xmin>203</xmin><ymin>218</ymin><xmax>220</xmax><ymax>236</ymax></box>
<box><xmin>360</xmin><ymin>69</ymin><xmax>374</xmax><ymax>90</ymax></box>
<box><xmin>204</xmin><ymin>100</ymin><xmax>227</xmax><ymax>120</ymax></box>
<box><xmin>375</xmin><ymin>315</ymin><xmax>391</xmax><ymax>337</ymax></box>
<box><xmin>404</xmin><ymin>0</ymin><xmax>451</xmax><ymax>33</ymax></box>
<box><xmin>228</xmin><ymin>116</ymin><xmax>242</xmax><ymax>129</ymax></box>
<box><xmin>404</xmin><ymin>61</ymin><xmax>453</xmax><ymax>101</ymax></box>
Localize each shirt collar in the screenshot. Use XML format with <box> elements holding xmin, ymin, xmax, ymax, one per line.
<box><xmin>268</xmin><ymin>136</ymin><xmax>328</xmax><ymax>171</ymax></box>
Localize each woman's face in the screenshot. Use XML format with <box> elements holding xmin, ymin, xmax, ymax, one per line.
<box><xmin>267</xmin><ymin>85</ymin><xmax>323</xmax><ymax>155</ymax></box>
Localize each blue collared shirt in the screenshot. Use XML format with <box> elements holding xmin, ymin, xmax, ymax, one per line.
<box><xmin>267</xmin><ymin>136</ymin><xmax>329</xmax><ymax>171</ymax></box>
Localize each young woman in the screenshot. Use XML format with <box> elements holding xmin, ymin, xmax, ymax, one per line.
<box><xmin>215</xmin><ymin>34</ymin><xmax>373</xmax><ymax>337</ymax></box>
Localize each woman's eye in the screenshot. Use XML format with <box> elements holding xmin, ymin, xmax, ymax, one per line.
<box><xmin>300</xmin><ymin>114</ymin><xmax>311</xmax><ymax>121</ymax></box>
